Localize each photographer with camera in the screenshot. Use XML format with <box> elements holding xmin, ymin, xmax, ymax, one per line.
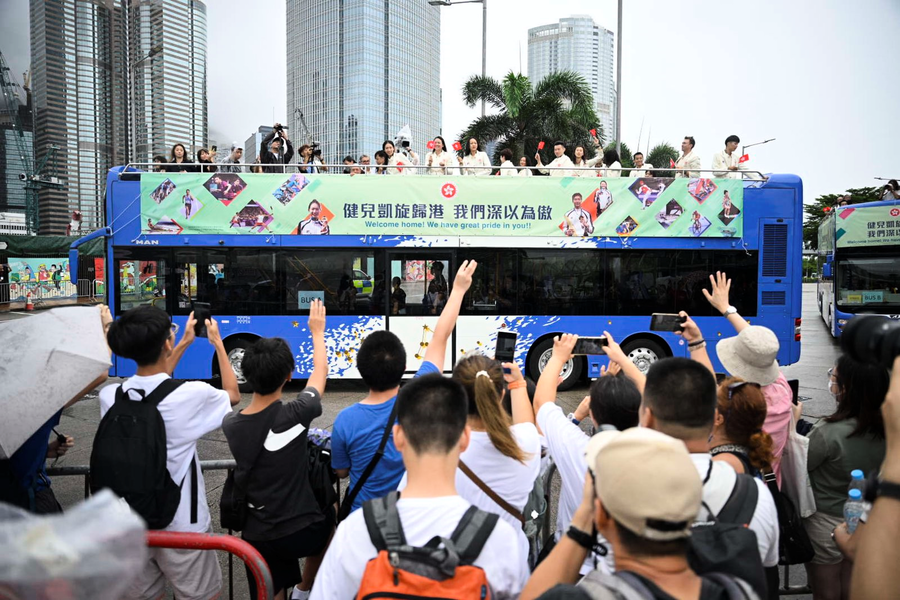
<box><xmin>881</xmin><ymin>179</ymin><xmax>900</xmax><ymax>200</ymax></box>
<box><xmin>298</xmin><ymin>143</ymin><xmax>324</xmax><ymax>174</ymax></box>
<box><xmin>260</xmin><ymin>123</ymin><xmax>294</xmax><ymax>174</ymax></box>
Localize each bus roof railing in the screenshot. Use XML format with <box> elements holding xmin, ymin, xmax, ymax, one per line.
<box><xmin>119</xmin><ymin>162</ymin><xmax>769</xmax><ymax>179</ymax></box>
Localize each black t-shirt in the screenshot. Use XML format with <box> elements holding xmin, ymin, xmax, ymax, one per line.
<box><xmin>536</xmin><ymin>571</ymin><xmax>729</xmax><ymax>600</ymax></box>
<box><xmin>222</xmin><ymin>387</ymin><xmax>323</xmax><ymax>541</ymax></box>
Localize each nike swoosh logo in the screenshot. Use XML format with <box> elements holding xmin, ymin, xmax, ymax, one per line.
<box><xmin>264</xmin><ymin>422</ymin><xmax>307</xmax><ymax>452</ymax></box>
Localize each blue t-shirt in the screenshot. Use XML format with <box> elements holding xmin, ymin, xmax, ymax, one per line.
<box><xmin>11</xmin><ymin>410</ymin><xmax>62</xmax><ymax>494</ymax></box>
<box><xmin>332</xmin><ymin>361</ymin><xmax>440</xmax><ymax>512</ymax></box>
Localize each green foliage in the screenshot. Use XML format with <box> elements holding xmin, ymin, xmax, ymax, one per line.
<box><xmin>802</xmin><ymin>186</ymin><xmax>880</xmax><ymax>249</ymax></box>
<box><xmin>646</xmin><ymin>143</ymin><xmax>680</xmax><ymax>178</ymax></box>
<box><xmin>459</xmin><ymin>70</ymin><xmax>601</xmax><ymax>166</ymax></box>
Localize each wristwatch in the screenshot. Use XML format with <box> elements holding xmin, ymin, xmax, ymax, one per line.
<box><xmin>567</xmin><ymin>412</ymin><xmax>581</xmax><ymax>425</ymax></box>
<box><xmin>566</xmin><ymin>525</ymin><xmax>595</xmax><ymax>550</ymax></box>
<box><xmin>865</xmin><ymin>472</ymin><xmax>900</xmax><ymax>503</ymax></box>
<box><xmin>722</xmin><ymin>305</ymin><xmax>738</xmax><ymax>317</ymax></box>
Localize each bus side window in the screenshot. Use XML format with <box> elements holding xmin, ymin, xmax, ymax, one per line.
<box><xmin>118</xmin><ymin>260</ymin><xmax>165</xmax><ymax>311</ymax></box>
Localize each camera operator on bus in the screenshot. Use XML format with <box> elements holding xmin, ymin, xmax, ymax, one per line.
<box><xmin>260</xmin><ymin>123</ymin><xmax>294</xmax><ymax>173</ymax></box>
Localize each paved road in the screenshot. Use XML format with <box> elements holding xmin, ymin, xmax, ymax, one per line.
<box><xmin>38</xmin><ymin>284</ymin><xmax>839</xmax><ymax>597</ymax></box>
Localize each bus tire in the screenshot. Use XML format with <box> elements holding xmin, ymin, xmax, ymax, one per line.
<box><xmin>527</xmin><ymin>337</ymin><xmax>584</xmax><ymax>392</ymax></box>
<box><xmin>215</xmin><ymin>337</ymin><xmax>255</xmax><ymax>394</ymax></box>
<box><xmin>620</xmin><ymin>337</ymin><xmax>668</xmax><ymax>374</ymax></box>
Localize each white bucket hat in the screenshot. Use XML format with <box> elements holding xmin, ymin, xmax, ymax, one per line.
<box><xmin>716</xmin><ymin>325</ymin><xmax>781</xmax><ymax>386</ymax></box>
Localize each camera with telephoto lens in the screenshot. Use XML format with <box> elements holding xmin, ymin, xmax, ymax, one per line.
<box><xmin>840</xmin><ymin>316</ymin><xmax>900</xmax><ymax>368</ymax></box>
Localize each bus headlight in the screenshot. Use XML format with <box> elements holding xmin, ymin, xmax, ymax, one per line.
<box><xmin>837</xmin><ymin>319</ymin><xmax>848</xmax><ymax>328</ymax></box>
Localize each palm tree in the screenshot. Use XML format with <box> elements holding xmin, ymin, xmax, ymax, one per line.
<box><xmin>458</xmin><ymin>71</ymin><xmax>601</xmax><ymax>166</ymax></box>
<box><xmin>647</xmin><ymin>142</ymin><xmax>680</xmax><ymax>178</ymax></box>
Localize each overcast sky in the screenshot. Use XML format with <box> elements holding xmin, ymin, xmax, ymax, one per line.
<box><xmin>2</xmin><ymin>0</ymin><xmax>898</xmax><ymax>202</ymax></box>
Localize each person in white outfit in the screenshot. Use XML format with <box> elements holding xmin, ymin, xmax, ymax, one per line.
<box><xmin>461</xmin><ymin>138</ymin><xmax>492</xmax><ymax>176</ymax></box>
<box><xmin>383</xmin><ymin>140</ymin><xmax>418</xmax><ymax>175</ymax></box>
<box><xmin>518</xmin><ymin>156</ymin><xmax>533</xmax><ymax>177</ymax></box>
<box><xmin>572</xmin><ymin>145</ymin><xmax>602</xmax><ymax>177</ymax></box>
<box><xmin>424</xmin><ymin>136</ymin><xmax>460</xmax><ymax>175</ymax></box>
<box><xmin>631</xmin><ymin>152</ymin><xmax>654</xmax><ymax>177</ymax></box>
<box><xmin>498</xmin><ymin>148</ymin><xmax>517</xmax><ymax>176</ymax></box>
<box><xmin>712</xmin><ymin>134</ymin><xmax>761</xmax><ymax>180</ymax></box>
<box><xmin>536</xmin><ymin>141</ymin><xmax>575</xmax><ymax>177</ymax></box>
<box><xmin>675</xmin><ymin>136</ymin><xmax>702</xmax><ymax>178</ymax></box>
<box><xmin>600</xmin><ymin>149</ymin><xmax>623</xmax><ymax>178</ymax></box>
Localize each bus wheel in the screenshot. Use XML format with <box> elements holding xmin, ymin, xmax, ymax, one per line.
<box><xmin>217</xmin><ymin>338</ymin><xmax>253</xmax><ymax>394</ymax></box>
<box><xmin>621</xmin><ymin>338</ymin><xmax>667</xmax><ymax>374</ymax></box>
<box><xmin>528</xmin><ymin>338</ymin><xmax>584</xmax><ymax>392</ymax></box>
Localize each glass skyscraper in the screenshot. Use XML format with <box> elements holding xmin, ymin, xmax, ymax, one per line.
<box><xmin>30</xmin><ymin>0</ymin><xmax>128</xmax><ymax>234</ymax></box>
<box><xmin>28</xmin><ymin>0</ymin><xmax>207</xmax><ymax>234</ymax></box>
<box><xmin>528</xmin><ymin>16</ymin><xmax>616</xmax><ymax>142</ymax></box>
<box><xmin>129</xmin><ymin>0</ymin><xmax>208</xmax><ymax>164</ymax></box>
<box><xmin>286</xmin><ymin>0</ymin><xmax>441</xmax><ymax>167</ymax></box>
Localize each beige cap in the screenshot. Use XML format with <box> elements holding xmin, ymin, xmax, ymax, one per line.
<box><xmin>584</xmin><ymin>427</ymin><xmax>701</xmax><ymax>541</ymax></box>
<box><xmin>716</xmin><ymin>325</ymin><xmax>781</xmax><ymax>386</ymax></box>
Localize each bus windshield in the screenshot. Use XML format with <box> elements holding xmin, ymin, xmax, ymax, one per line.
<box><xmin>836</xmin><ymin>256</ymin><xmax>900</xmax><ymax>311</ymax></box>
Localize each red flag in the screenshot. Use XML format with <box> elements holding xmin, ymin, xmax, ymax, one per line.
<box><xmin>427</xmin><ymin>140</ymin><xmax>435</xmax><ymax>150</ymax></box>
<box><xmin>670</xmin><ymin>158</ymin><xmax>676</xmax><ymax>168</ymax></box>
<box><xmin>590</xmin><ymin>129</ymin><xmax>597</xmax><ymax>138</ymax></box>
<box><xmin>452</xmin><ymin>141</ymin><xmax>462</xmax><ymax>151</ymax></box>
<box><xmin>739</xmin><ymin>154</ymin><xmax>749</xmax><ymax>163</ymax></box>
<box><xmin>537</xmin><ymin>141</ymin><xmax>545</xmax><ymax>150</ymax></box>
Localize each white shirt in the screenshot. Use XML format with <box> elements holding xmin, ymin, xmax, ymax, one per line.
<box><xmin>518</xmin><ymin>165</ymin><xmax>533</xmax><ymax>177</ymax></box>
<box><xmin>310</xmin><ymin>495</ymin><xmax>528</xmax><ymax>600</ymax></box>
<box><xmin>563</xmin><ymin>207</ymin><xmax>595</xmax><ymax>237</ymax></box>
<box><xmin>592</xmin><ymin>188</ymin><xmax>614</xmax><ymax>213</ymax></box>
<box><xmin>425</xmin><ymin>151</ymin><xmax>460</xmax><ymax>175</ymax></box>
<box><xmin>539</xmin><ymin>154</ymin><xmax>575</xmax><ymax>177</ymax></box>
<box><xmin>630</xmin><ymin>163</ymin><xmax>654</xmax><ymax>177</ymax></box>
<box><xmin>537</xmin><ymin>403</ymin><xmax>614</xmax><ymax>575</ymax></box>
<box><xmin>298</xmin><ymin>217</ymin><xmax>328</xmax><ymax>235</ymax></box>
<box><xmin>99</xmin><ymin>374</ymin><xmax>232</xmax><ymax>533</ymax></box>
<box><xmin>462</xmin><ymin>151</ymin><xmax>492</xmax><ymax>176</ymax></box>
<box><xmin>691</xmin><ymin>454</ymin><xmax>779</xmax><ymax>567</ymax></box>
<box><xmin>498</xmin><ymin>159</ymin><xmax>517</xmax><ymax>176</ymax></box>
<box><xmin>601</xmin><ymin>161</ymin><xmax>623</xmax><ymax>178</ymax></box>
<box><xmin>712</xmin><ymin>150</ymin><xmax>743</xmax><ymax>179</ymax></box>
<box><xmin>675</xmin><ymin>150</ymin><xmax>702</xmax><ymax>178</ymax></box>
<box><xmin>454</xmin><ymin>423</ymin><xmax>541</xmax><ymax>566</ymax></box>
<box><xmin>387</xmin><ymin>152</ymin><xmax>416</xmax><ymax>175</ymax></box>
<box><xmin>572</xmin><ymin>155</ymin><xmax>602</xmax><ymax>177</ymax></box>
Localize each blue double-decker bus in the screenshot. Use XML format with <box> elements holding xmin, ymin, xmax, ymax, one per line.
<box><xmin>817</xmin><ymin>198</ymin><xmax>900</xmax><ymax>337</ymax></box>
<box><xmin>73</xmin><ymin>167</ymin><xmax>803</xmax><ymax>390</ymax></box>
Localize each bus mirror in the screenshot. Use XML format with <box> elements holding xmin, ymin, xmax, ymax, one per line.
<box><xmin>822</xmin><ymin>263</ymin><xmax>832</xmax><ymax>279</ymax></box>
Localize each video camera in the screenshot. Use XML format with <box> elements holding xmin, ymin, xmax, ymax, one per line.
<box><xmin>311</xmin><ymin>140</ymin><xmax>322</xmax><ymax>158</ymax></box>
<box><xmin>841</xmin><ymin>316</ymin><xmax>900</xmax><ymax>368</ymax></box>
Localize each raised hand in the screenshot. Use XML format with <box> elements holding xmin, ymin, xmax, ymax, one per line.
<box><xmin>308</xmin><ymin>298</ymin><xmax>326</xmax><ymax>336</ymax></box>
<box><xmin>453</xmin><ymin>259</ymin><xmax>478</xmax><ymax>294</ymax></box>
<box><xmin>501</xmin><ymin>361</ymin><xmax>525</xmax><ymax>385</ymax></box>
<box><xmin>675</xmin><ymin>311</ymin><xmax>702</xmax><ymax>344</ymax></box>
<box><xmin>602</xmin><ymin>331</ymin><xmax>627</xmax><ymax>367</ymax></box>
<box><xmin>601</xmin><ymin>361</ymin><xmax>622</xmax><ymax>377</ymax></box>
<box><xmin>702</xmin><ymin>271</ymin><xmax>732</xmax><ymax>313</ymax></box>
<box><xmin>552</xmin><ymin>333</ymin><xmax>578</xmax><ymax>364</ymax></box>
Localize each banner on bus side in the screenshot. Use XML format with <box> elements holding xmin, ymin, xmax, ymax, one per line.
<box><xmin>139</xmin><ymin>173</ymin><xmax>744</xmax><ymax>239</ymax></box>
<box><xmin>834</xmin><ymin>205</ymin><xmax>900</xmax><ymax>248</ymax></box>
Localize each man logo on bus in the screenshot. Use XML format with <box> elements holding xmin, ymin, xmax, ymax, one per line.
<box><xmin>890</xmin><ymin>208</ymin><xmax>900</xmax><ymax>217</ymax></box>
<box><xmin>441</xmin><ymin>183</ymin><xmax>457</xmax><ymax>199</ymax></box>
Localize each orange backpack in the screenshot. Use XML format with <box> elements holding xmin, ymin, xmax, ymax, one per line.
<box><xmin>356</xmin><ymin>492</ymin><xmax>499</xmax><ymax>600</ymax></box>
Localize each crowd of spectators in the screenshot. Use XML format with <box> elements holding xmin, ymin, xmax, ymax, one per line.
<box><xmin>5</xmin><ymin>266</ymin><xmax>900</xmax><ymax>600</ymax></box>
<box><xmin>148</xmin><ymin>129</ymin><xmax>769</xmax><ymax>180</ymax></box>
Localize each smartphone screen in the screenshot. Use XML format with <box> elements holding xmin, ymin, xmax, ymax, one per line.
<box><xmin>572</xmin><ymin>336</ymin><xmax>608</xmax><ymax>355</ymax></box>
<box><xmin>649</xmin><ymin>313</ymin><xmax>685</xmax><ymax>332</ymax></box>
<box><xmin>193</xmin><ymin>302</ymin><xmax>211</xmax><ymax>338</ymax></box>
<box><xmin>495</xmin><ymin>331</ymin><xmax>517</xmax><ymax>363</ymax></box>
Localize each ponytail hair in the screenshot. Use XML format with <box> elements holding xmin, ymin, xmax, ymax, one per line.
<box><xmin>452</xmin><ymin>355</ymin><xmax>527</xmax><ymax>463</ymax></box>
<box><xmin>717</xmin><ymin>377</ymin><xmax>774</xmax><ymax>472</ymax></box>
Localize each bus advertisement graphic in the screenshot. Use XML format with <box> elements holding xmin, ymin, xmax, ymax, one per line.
<box><xmin>834</xmin><ymin>205</ymin><xmax>900</xmax><ymax>248</ymax></box>
<box><xmin>140</xmin><ymin>173</ymin><xmax>744</xmax><ymax>239</ymax></box>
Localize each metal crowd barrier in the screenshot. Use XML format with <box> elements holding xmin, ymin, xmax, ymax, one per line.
<box><xmin>147</xmin><ymin>531</ymin><xmax>273</xmax><ymax>600</ymax></box>
<box><xmin>123</xmin><ymin>161</ymin><xmax>768</xmax><ymax>179</ymax></box>
<box><xmin>0</xmin><ymin>279</ymin><xmax>105</xmax><ymax>306</ymax></box>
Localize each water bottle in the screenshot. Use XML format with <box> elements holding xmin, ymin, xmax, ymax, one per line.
<box><xmin>848</xmin><ymin>469</ymin><xmax>866</xmax><ymax>494</ymax></box>
<box><xmin>843</xmin><ymin>489</ymin><xmax>865</xmax><ymax>534</ymax></box>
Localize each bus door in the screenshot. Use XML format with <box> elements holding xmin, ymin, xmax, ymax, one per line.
<box><xmin>386</xmin><ymin>251</ymin><xmax>455</xmax><ymax>374</ymax></box>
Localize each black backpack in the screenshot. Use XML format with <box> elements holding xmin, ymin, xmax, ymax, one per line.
<box><xmin>91</xmin><ymin>380</ymin><xmax>197</xmax><ymax>530</ymax></box>
<box><xmin>688</xmin><ymin>471</ymin><xmax>766</xmax><ymax>599</ymax></box>
<box><xmin>307</xmin><ymin>439</ymin><xmax>338</xmax><ymax>514</ymax></box>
